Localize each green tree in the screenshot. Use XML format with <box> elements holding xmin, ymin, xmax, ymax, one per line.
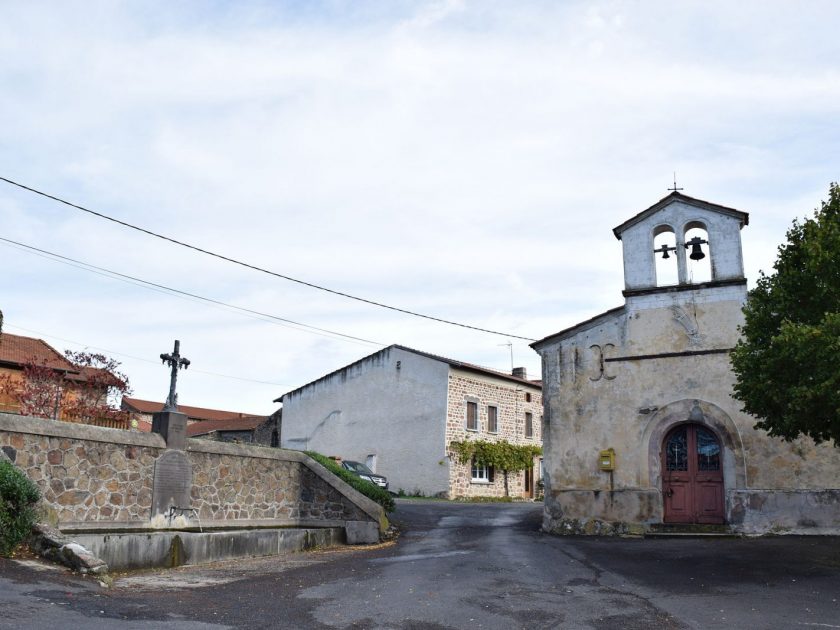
<box><xmin>449</xmin><ymin>439</ymin><xmax>542</xmax><ymax>496</ymax></box>
<box><xmin>731</xmin><ymin>182</ymin><xmax>840</xmax><ymax>444</ymax></box>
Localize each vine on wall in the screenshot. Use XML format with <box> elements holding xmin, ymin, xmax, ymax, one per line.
<box><xmin>449</xmin><ymin>439</ymin><xmax>542</xmax><ymax>496</ymax></box>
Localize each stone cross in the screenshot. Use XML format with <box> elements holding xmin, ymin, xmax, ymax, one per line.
<box><xmin>160</xmin><ymin>340</ymin><xmax>190</xmax><ymax>412</ymax></box>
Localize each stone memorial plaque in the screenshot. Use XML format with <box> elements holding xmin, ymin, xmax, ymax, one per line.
<box><xmin>152</xmin><ymin>450</ymin><xmax>193</xmax><ymax>518</ymax></box>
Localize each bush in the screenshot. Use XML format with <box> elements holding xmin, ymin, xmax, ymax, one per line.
<box><xmin>305</xmin><ymin>451</ymin><xmax>395</xmax><ymax>513</ymax></box>
<box><xmin>0</xmin><ymin>459</ymin><xmax>40</xmax><ymax>556</ymax></box>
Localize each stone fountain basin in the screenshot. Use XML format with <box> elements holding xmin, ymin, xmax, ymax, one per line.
<box><xmin>66</xmin><ymin>526</ymin><xmax>344</xmax><ymax>571</ymax></box>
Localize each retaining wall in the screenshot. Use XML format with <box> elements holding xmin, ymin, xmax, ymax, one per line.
<box><xmin>0</xmin><ymin>413</ymin><xmax>384</xmax><ymax>537</ymax></box>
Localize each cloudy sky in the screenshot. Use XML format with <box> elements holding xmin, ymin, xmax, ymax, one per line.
<box><xmin>1</xmin><ymin>0</ymin><xmax>839</xmax><ymax>415</ymax></box>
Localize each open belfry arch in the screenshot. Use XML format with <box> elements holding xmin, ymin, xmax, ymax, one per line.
<box><xmin>532</xmin><ymin>191</ymin><xmax>840</xmax><ymax>535</ymax></box>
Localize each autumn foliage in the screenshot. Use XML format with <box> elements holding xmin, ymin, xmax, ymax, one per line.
<box><xmin>0</xmin><ymin>351</ymin><xmax>131</xmax><ymax>428</ymax></box>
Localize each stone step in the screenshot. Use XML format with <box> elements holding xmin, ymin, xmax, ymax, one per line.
<box><xmin>645</xmin><ymin>531</ymin><xmax>741</xmax><ymax>538</ymax></box>
<box><xmin>646</xmin><ymin>523</ymin><xmax>740</xmax><ymax>538</ymax></box>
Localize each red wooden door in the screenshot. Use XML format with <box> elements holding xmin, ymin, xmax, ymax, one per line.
<box><xmin>662</xmin><ymin>424</ymin><xmax>725</xmax><ymax>524</ymax></box>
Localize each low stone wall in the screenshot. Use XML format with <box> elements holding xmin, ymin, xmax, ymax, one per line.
<box><xmin>0</xmin><ymin>413</ymin><xmax>383</xmax><ymax>538</ymax></box>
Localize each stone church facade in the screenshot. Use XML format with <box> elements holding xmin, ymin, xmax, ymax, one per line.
<box><xmin>532</xmin><ymin>192</ymin><xmax>840</xmax><ymax>535</ymax></box>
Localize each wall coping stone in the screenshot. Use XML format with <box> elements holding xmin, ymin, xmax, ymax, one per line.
<box><xmin>0</xmin><ymin>412</ymin><xmax>165</xmax><ymax>448</ymax></box>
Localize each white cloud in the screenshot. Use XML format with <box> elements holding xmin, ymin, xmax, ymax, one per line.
<box><xmin>1</xmin><ymin>0</ymin><xmax>839</xmax><ymax>413</ymax></box>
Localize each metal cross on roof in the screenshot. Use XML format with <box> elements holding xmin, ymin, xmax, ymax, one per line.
<box><xmin>160</xmin><ymin>339</ymin><xmax>190</xmax><ymax>412</ymax></box>
<box><xmin>668</xmin><ymin>172</ymin><xmax>684</xmax><ymax>193</ymax></box>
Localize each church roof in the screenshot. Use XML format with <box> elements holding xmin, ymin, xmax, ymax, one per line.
<box><xmin>530</xmin><ymin>305</ymin><xmax>625</xmax><ymax>351</ymax></box>
<box><xmin>612</xmin><ymin>191</ymin><xmax>749</xmax><ymax>240</ymax></box>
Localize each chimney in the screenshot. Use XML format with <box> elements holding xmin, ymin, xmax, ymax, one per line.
<box><xmin>512</xmin><ymin>367</ymin><xmax>527</xmax><ymax>379</ymax></box>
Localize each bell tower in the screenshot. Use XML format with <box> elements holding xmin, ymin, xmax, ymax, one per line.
<box><xmin>612</xmin><ymin>192</ymin><xmax>749</xmax><ymax>298</ymax></box>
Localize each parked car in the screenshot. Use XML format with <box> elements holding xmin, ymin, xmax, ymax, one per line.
<box><xmin>341</xmin><ymin>460</ymin><xmax>388</xmax><ymax>490</ymax></box>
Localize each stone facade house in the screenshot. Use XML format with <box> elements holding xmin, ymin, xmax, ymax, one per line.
<box><xmin>279</xmin><ymin>345</ymin><xmax>543</xmax><ymax>498</ymax></box>
<box><xmin>532</xmin><ymin>192</ymin><xmax>840</xmax><ymax>535</ymax></box>
<box><xmin>121</xmin><ymin>397</ymin><xmax>280</xmax><ymax>446</ymax></box>
<box><xmin>187</xmin><ymin>411</ymin><xmax>281</xmax><ymax>445</ymax></box>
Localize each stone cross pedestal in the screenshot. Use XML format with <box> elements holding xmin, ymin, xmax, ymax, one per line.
<box><xmin>151</xmin><ymin>410</ymin><xmax>188</xmax><ymax>450</ymax></box>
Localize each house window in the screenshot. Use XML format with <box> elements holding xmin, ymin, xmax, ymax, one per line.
<box><xmin>525</xmin><ymin>412</ymin><xmax>533</xmax><ymax>438</ymax></box>
<box><xmin>525</xmin><ymin>392</ymin><xmax>532</xmax><ymax>402</ymax></box>
<box><xmin>487</xmin><ymin>405</ymin><xmax>498</xmax><ymax>433</ymax></box>
<box><xmin>466</xmin><ymin>401</ymin><xmax>478</xmax><ymax>431</ymax></box>
<box><xmin>471</xmin><ymin>459</ymin><xmax>494</xmax><ymax>483</ymax></box>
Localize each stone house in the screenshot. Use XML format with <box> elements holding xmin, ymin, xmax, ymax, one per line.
<box><xmin>278</xmin><ymin>345</ymin><xmax>543</xmax><ymax>498</ymax></box>
<box><xmin>188</xmin><ymin>410</ymin><xmax>282</xmax><ymax>445</ymax></box>
<box><xmin>531</xmin><ymin>191</ymin><xmax>840</xmax><ymax>535</ymax></box>
<box><xmin>121</xmin><ymin>397</ymin><xmax>280</xmax><ymax>446</ymax></box>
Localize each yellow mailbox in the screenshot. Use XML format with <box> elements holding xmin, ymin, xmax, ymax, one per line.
<box><xmin>598</xmin><ymin>448</ymin><xmax>616</xmax><ymax>471</ymax></box>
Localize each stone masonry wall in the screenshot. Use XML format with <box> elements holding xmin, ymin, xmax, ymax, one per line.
<box><xmin>188</xmin><ymin>444</ymin><xmax>369</xmax><ymax>523</ymax></box>
<box><xmin>445</xmin><ymin>369</ymin><xmax>543</xmax><ymax>498</ymax></box>
<box><xmin>0</xmin><ymin>413</ymin><xmax>379</xmax><ymax>530</ymax></box>
<box><xmin>0</xmin><ymin>417</ymin><xmax>162</xmax><ymax>524</ymax></box>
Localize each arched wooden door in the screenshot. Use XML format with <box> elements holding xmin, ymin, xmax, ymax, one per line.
<box><xmin>662</xmin><ymin>424</ymin><xmax>725</xmax><ymax>524</ymax></box>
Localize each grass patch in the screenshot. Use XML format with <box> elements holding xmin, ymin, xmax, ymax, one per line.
<box><xmin>305</xmin><ymin>451</ymin><xmax>395</xmax><ymax>513</ymax></box>
<box><xmin>454</xmin><ymin>496</ymin><xmax>517</xmax><ymax>503</ymax></box>
<box><xmin>0</xmin><ymin>459</ymin><xmax>40</xmax><ymax>556</ymax></box>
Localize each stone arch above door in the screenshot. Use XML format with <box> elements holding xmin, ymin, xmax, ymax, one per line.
<box><xmin>642</xmin><ymin>398</ymin><xmax>746</xmax><ymax>491</ymax></box>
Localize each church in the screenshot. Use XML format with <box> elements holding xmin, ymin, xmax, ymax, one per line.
<box><xmin>531</xmin><ymin>192</ymin><xmax>840</xmax><ymax>535</ymax></box>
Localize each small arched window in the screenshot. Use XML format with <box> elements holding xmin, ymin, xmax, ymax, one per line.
<box><xmin>653</xmin><ymin>225</ymin><xmax>678</xmax><ymax>287</ymax></box>
<box><xmin>684</xmin><ymin>222</ymin><xmax>711</xmax><ymax>284</ymax></box>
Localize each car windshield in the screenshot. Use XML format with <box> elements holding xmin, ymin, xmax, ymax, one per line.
<box><xmin>344</xmin><ymin>461</ymin><xmax>374</xmax><ymax>475</ymax></box>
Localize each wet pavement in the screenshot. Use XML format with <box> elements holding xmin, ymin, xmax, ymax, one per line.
<box><xmin>2</xmin><ymin>500</ymin><xmax>839</xmax><ymax>629</ymax></box>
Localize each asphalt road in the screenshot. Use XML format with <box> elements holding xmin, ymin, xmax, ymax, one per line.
<box><xmin>2</xmin><ymin>500</ymin><xmax>840</xmax><ymax>629</ymax></box>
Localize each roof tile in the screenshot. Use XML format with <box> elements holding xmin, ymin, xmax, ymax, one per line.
<box><xmin>0</xmin><ymin>332</ymin><xmax>78</xmax><ymax>372</ymax></box>
<box><xmin>122</xmin><ymin>397</ymin><xmax>267</xmax><ymax>423</ymax></box>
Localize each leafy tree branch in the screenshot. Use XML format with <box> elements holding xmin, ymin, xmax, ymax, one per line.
<box><xmin>731</xmin><ymin>182</ymin><xmax>840</xmax><ymax>444</ymax></box>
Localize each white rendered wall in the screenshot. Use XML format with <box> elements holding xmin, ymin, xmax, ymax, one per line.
<box><xmin>621</xmin><ymin>201</ymin><xmax>745</xmax><ymax>290</ymax></box>
<box><xmin>281</xmin><ymin>347</ymin><xmax>451</xmax><ymax>496</ymax></box>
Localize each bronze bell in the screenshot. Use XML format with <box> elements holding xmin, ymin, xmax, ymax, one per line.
<box><xmin>686</xmin><ymin>236</ymin><xmax>707</xmax><ymax>261</ymax></box>
<box><xmin>656</xmin><ymin>244</ymin><xmax>672</xmax><ymax>259</ymax></box>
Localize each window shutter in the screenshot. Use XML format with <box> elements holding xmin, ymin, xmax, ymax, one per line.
<box><xmin>488</xmin><ymin>466</ymin><xmax>495</xmax><ymax>483</ymax></box>
<box><xmin>467</xmin><ymin>401</ymin><xmax>478</xmax><ymax>430</ymax></box>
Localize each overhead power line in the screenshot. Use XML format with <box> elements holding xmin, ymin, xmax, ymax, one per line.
<box><xmin>0</xmin><ymin>175</ymin><xmax>537</xmax><ymax>342</ymax></box>
<box><xmin>0</xmin><ymin>236</ymin><xmax>385</xmax><ymax>347</ymax></box>
<box><xmin>5</xmin><ymin>323</ymin><xmax>294</xmax><ymax>389</ymax></box>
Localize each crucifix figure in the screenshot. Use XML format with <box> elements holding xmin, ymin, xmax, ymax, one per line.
<box><xmin>160</xmin><ymin>340</ymin><xmax>190</xmax><ymax>412</ymax></box>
